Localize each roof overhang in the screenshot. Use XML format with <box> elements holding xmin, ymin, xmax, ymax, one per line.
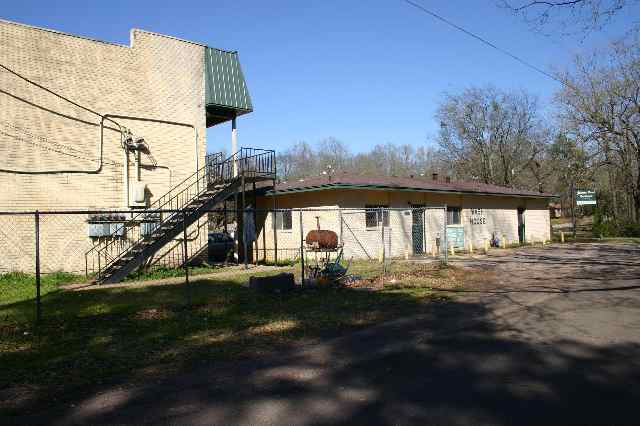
<box><xmin>204</xmin><ymin>47</ymin><xmax>253</xmax><ymax>127</ymax></box>
<box><xmin>261</xmin><ymin>182</ymin><xmax>555</xmax><ymax>199</ymax></box>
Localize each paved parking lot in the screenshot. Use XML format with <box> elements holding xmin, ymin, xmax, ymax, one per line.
<box><xmin>27</xmin><ymin>243</ymin><xmax>640</xmax><ymax>425</ymax></box>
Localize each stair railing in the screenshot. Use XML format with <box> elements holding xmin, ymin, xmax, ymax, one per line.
<box><xmin>84</xmin><ymin>152</ymin><xmax>223</xmax><ymax>278</ymax></box>
<box><xmin>84</xmin><ymin>148</ymin><xmax>275</xmax><ymax>280</ymax></box>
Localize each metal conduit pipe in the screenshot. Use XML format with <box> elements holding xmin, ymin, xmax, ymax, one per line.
<box><xmin>101</xmin><ymin>114</ymin><xmax>199</xmax><ymax>209</ymax></box>
<box><xmin>0</xmin><ymin>61</ymin><xmax>124</xmax><ymax>174</ymax></box>
<box><xmin>0</xmin><ymin>115</ymin><xmax>122</xmax><ymax>174</ymax></box>
<box><xmin>103</xmin><ymin>114</ymin><xmax>199</xmax><ymax>173</ymax></box>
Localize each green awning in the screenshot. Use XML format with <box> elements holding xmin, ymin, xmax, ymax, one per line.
<box><xmin>204</xmin><ymin>47</ymin><xmax>253</xmax><ymax>127</ymax></box>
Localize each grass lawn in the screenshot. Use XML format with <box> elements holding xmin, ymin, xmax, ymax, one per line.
<box><xmin>0</xmin><ymin>272</ymin><xmax>84</xmax><ymax>306</ymax></box>
<box><xmin>0</xmin><ymin>262</ymin><xmax>454</xmax><ymax>416</ymax></box>
<box><xmin>123</xmin><ymin>263</ymin><xmax>246</xmax><ymax>282</ymax></box>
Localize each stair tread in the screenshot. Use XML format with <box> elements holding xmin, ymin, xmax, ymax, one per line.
<box><xmin>93</xmin><ymin>174</ymin><xmax>247</xmax><ymax>283</ymax></box>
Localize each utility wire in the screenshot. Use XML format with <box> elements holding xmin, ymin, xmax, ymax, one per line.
<box><xmin>0</xmin><ymin>62</ymin><xmax>110</xmax><ymax>119</ymax></box>
<box><xmin>402</xmin><ymin>0</ymin><xmax>565</xmax><ymax>85</ymax></box>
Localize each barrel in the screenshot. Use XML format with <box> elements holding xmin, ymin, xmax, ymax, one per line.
<box><xmin>306</xmin><ymin>230</ymin><xmax>339</xmax><ymax>250</ymax></box>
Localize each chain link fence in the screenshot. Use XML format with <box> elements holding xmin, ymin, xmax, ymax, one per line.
<box><xmin>0</xmin><ymin>207</ymin><xmax>452</xmax><ymax>321</ymax></box>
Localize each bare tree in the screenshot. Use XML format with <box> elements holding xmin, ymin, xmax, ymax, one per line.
<box><xmin>435</xmin><ymin>86</ymin><xmax>548</xmax><ymax>188</ymax></box>
<box><xmin>277</xmin><ymin>139</ymin><xmax>443</xmax><ymax>180</ymax></box>
<box><xmin>277</xmin><ymin>141</ymin><xmax>318</xmax><ymax>179</ymax></box>
<box><xmin>556</xmin><ymin>37</ymin><xmax>640</xmax><ymax>221</ymax></box>
<box><xmin>316</xmin><ymin>138</ymin><xmax>352</xmax><ymax>171</ymax></box>
<box><xmin>499</xmin><ymin>0</ymin><xmax>640</xmax><ymax>36</ymax></box>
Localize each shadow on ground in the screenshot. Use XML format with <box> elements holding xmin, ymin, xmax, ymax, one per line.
<box><xmin>3</xmin><ymin>243</ymin><xmax>640</xmax><ymax>425</ymax></box>
<box><xmin>12</xmin><ymin>298</ymin><xmax>640</xmax><ymax>425</ymax></box>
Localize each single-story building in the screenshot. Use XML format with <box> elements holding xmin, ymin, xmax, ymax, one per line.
<box><xmin>254</xmin><ymin>174</ymin><xmax>554</xmax><ymax>261</ymax></box>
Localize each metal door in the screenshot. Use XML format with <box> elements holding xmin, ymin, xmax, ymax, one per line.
<box><xmin>518</xmin><ymin>208</ymin><xmax>525</xmax><ymax>244</ymax></box>
<box><xmin>412</xmin><ymin>206</ymin><xmax>425</xmax><ymax>255</ymax></box>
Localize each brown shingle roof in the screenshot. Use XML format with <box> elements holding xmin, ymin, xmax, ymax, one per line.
<box><xmin>267</xmin><ymin>174</ymin><xmax>553</xmax><ymax>198</ymax></box>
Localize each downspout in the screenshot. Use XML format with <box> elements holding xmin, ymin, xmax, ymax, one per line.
<box><xmin>135</xmin><ymin>150</ymin><xmax>141</xmax><ymax>182</ymax></box>
<box><xmin>124</xmin><ymin>146</ymin><xmax>129</xmax><ymax>208</ymax></box>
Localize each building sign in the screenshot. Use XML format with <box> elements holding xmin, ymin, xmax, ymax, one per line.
<box><xmin>446</xmin><ymin>226</ymin><xmax>465</xmax><ymax>249</ymax></box>
<box><xmin>576</xmin><ymin>190</ymin><xmax>596</xmax><ymax>206</ymax></box>
<box><xmin>469</xmin><ymin>208</ymin><xmax>486</xmax><ymax>225</ymax></box>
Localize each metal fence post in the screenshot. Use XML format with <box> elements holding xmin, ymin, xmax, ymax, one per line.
<box><xmin>272</xmin><ymin>180</ymin><xmax>278</xmax><ymax>265</ymax></box>
<box><xmin>422</xmin><ymin>208</ymin><xmax>427</xmax><ymax>258</ymax></box>
<box><xmin>183</xmin><ymin>211</ymin><xmax>191</xmax><ymax>306</ymax></box>
<box><xmin>443</xmin><ymin>205</ymin><xmax>448</xmax><ymax>265</ymax></box>
<box><xmin>34</xmin><ymin>210</ymin><xmax>41</xmax><ymax>323</ymax></box>
<box><xmin>381</xmin><ymin>208</ymin><xmax>386</xmax><ymax>279</ymax></box>
<box><xmin>241</xmin><ymin>173</ymin><xmax>248</xmax><ymax>270</ymax></box>
<box><xmin>299</xmin><ymin>209</ymin><xmax>305</xmax><ymax>286</ymax></box>
<box><xmin>338</xmin><ymin>208</ymin><xmax>343</xmax><ymax>246</ymax></box>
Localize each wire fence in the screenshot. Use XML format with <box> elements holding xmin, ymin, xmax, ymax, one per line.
<box><xmin>0</xmin><ymin>207</ymin><xmax>451</xmax><ymax>322</ymax></box>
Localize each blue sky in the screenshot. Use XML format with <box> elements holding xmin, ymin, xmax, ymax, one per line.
<box><xmin>3</xmin><ymin>0</ymin><xmax>638</xmax><ymax>154</ymax></box>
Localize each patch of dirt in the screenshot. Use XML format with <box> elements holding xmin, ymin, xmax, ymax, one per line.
<box><xmin>132</xmin><ymin>307</ymin><xmax>174</xmax><ymax>321</ymax></box>
<box><xmin>344</xmin><ymin>265</ymin><xmax>496</xmax><ymax>291</ymax></box>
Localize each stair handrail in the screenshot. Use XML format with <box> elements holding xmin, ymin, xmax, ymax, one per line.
<box><xmin>84</xmin><ymin>152</ymin><xmax>224</xmax><ymax>277</ymax></box>
<box><xmin>84</xmin><ymin>152</ymin><xmax>223</xmax><ymax>260</ymax></box>
<box><xmin>85</xmin><ymin>148</ymin><xmax>275</xmax><ymax>280</ymax></box>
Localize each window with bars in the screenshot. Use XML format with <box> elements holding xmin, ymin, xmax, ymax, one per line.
<box><xmin>447</xmin><ymin>206</ymin><xmax>461</xmax><ymax>225</ymax></box>
<box><xmin>275</xmin><ymin>210</ymin><xmax>292</xmax><ymax>230</ymax></box>
<box><xmin>365</xmin><ymin>205</ymin><xmax>389</xmax><ymax>228</ymax></box>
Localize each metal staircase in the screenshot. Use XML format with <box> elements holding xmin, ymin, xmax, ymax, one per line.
<box><xmin>84</xmin><ymin>148</ymin><xmax>275</xmax><ymax>284</ymax></box>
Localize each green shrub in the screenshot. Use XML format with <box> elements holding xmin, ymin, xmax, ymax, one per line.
<box><xmin>592</xmin><ymin>209</ymin><xmax>640</xmax><ymax>238</ymax></box>
<box><xmin>620</xmin><ymin>221</ymin><xmax>640</xmax><ymax>237</ymax></box>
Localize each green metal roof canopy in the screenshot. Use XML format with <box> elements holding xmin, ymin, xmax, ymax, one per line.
<box><xmin>204</xmin><ymin>47</ymin><xmax>253</xmax><ymax>127</ymax></box>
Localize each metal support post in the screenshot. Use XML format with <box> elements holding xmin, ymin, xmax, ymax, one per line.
<box><xmin>234</xmin><ymin>192</ymin><xmax>239</xmax><ymax>263</ymax></box>
<box><xmin>252</xmin><ymin>180</ymin><xmax>258</xmax><ymax>266</ymax></box>
<box><xmin>231</xmin><ymin>115</ymin><xmax>238</xmax><ymax>177</ymax></box>
<box><xmin>241</xmin><ymin>173</ymin><xmax>248</xmax><ymax>269</ymax></box>
<box><xmin>338</xmin><ymin>208</ymin><xmax>343</xmax><ymax>245</ymax></box>
<box><xmin>223</xmin><ymin>200</ymin><xmax>228</xmax><ymax>233</ymax></box>
<box><xmin>272</xmin><ymin>179</ymin><xmax>278</xmax><ymax>264</ymax></box>
<box><xmin>571</xmin><ymin>181</ymin><xmax>577</xmax><ymax>240</ymax></box>
<box><xmin>422</xmin><ymin>208</ymin><xmax>427</xmax><ymax>258</ymax></box>
<box><xmin>299</xmin><ymin>210</ymin><xmax>305</xmax><ymax>286</ymax></box>
<box><xmin>443</xmin><ymin>205</ymin><xmax>448</xmax><ymax>265</ymax></box>
<box><xmin>381</xmin><ymin>208</ymin><xmax>386</xmax><ymax>275</ymax></box>
<box><xmin>35</xmin><ymin>210</ymin><xmax>41</xmax><ymax>323</ymax></box>
<box><xmin>183</xmin><ymin>212</ymin><xmax>191</xmax><ymax>306</ymax></box>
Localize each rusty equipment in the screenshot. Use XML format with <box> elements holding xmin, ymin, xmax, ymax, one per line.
<box><xmin>305</xmin><ymin>230</ymin><xmax>338</xmax><ymax>251</ymax></box>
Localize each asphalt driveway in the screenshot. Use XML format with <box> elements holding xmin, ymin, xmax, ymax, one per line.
<box><xmin>20</xmin><ymin>243</ymin><xmax>640</xmax><ymax>425</ymax></box>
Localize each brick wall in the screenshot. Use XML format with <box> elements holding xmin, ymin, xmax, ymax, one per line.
<box><xmin>0</xmin><ymin>20</ymin><xmax>208</xmax><ymax>273</ymax></box>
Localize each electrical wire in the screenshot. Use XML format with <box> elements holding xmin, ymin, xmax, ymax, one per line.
<box><xmin>0</xmin><ymin>61</ymin><xmax>124</xmax><ymax>174</ymax></box>
<box><xmin>0</xmin><ymin>62</ymin><xmax>110</xmax><ymax>119</ymax></box>
<box><xmin>402</xmin><ymin>0</ymin><xmax>565</xmax><ymax>85</ymax></box>
<box><xmin>0</xmin><ymin>124</ymin><xmax>121</xmax><ymax>167</ymax></box>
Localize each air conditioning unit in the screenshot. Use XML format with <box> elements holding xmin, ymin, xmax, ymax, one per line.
<box><xmin>88</xmin><ymin>223</ymin><xmax>109</xmax><ymax>237</ymax></box>
<box><xmin>110</xmin><ymin>222</ymin><xmax>126</xmax><ymax>236</ymax></box>
<box><xmin>87</xmin><ymin>214</ymin><xmax>126</xmax><ymax>238</ymax></box>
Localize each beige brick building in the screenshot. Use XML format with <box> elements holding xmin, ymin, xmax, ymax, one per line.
<box><xmin>0</xmin><ymin>19</ymin><xmax>253</xmax><ymax>274</ymax></box>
